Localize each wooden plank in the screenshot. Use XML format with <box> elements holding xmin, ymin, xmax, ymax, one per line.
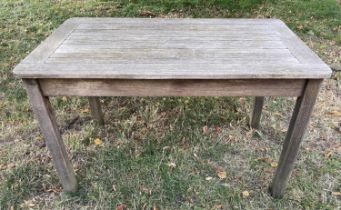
<box><xmin>76</xmin><ymin>23</ymin><xmax>273</xmax><ymax>30</ymax></box>
<box><xmin>250</xmin><ymin>97</ymin><xmax>265</xmax><ymax>129</ymax></box>
<box><xmin>88</xmin><ymin>97</ymin><xmax>104</xmax><ymax>126</ymax></box>
<box><xmin>68</xmin><ymin>17</ymin><xmax>283</xmax><ymax>25</ymax></box>
<box><xmin>48</xmin><ymin>46</ymin><xmax>298</xmax><ymax>64</ymax></box>
<box><xmin>272</xmin><ymin>20</ymin><xmax>328</xmax><ymax>65</ymax></box>
<box><xmin>22</xmin><ymin>79</ymin><xmax>77</xmax><ymax>192</ymax></box>
<box><xmin>67</xmin><ymin>34</ymin><xmax>281</xmax><ymax>42</ymax></box>
<box><xmin>46</xmin><ymin>56</ymin><xmax>298</xmax><ymax>65</ymax></box>
<box><xmin>39</xmin><ymin>79</ymin><xmax>305</xmax><ymax>97</ymax></box>
<box><xmin>57</xmin><ymin>40</ymin><xmax>285</xmax><ymax>50</ymax></box>
<box><xmin>70</xmin><ymin>30</ymin><xmax>277</xmax><ymax>37</ymax></box>
<box><xmin>14</xmin><ymin>63</ymin><xmax>331</xmax><ymax>79</ymax></box>
<box><xmin>67</xmin><ymin>35</ymin><xmax>280</xmax><ymax>42</ymax></box>
<box><xmin>20</xmin><ymin>19</ymin><xmax>78</xmax><ymax>64</ymax></box>
<box><xmin>270</xmin><ymin>79</ymin><xmax>322</xmax><ymax>198</ymax></box>
<box><xmin>53</xmin><ymin>48</ymin><xmax>292</xmax><ymax>56</ymax></box>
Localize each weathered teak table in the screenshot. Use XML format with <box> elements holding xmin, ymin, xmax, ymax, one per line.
<box><xmin>13</xmin><ymin>18</ymin><xmax>331</xmax><ymax>198</ymax></box>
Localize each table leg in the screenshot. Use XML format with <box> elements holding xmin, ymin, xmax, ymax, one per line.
<box><xmin>23</xmin><ymin>79</ymin><xmax>77</xmax><ymax>192</ymax></box>
<box><xmin>251</xmin><ymin>96</ymin><xmax>265</xmax><ymax>129</ymax></box>
<box><xmin>88</xmin><ymin>97</ymin><xmax>104</xmax><ymax>126</ymax></box>
<box><xmin>270</xmin><ymin>79</ymin><xmax>322</xmax><ymax>198</ymax></box>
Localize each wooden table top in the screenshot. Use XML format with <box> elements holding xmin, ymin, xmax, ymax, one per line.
<box><xmin>13</xmin><ymin>18</ymin><xmax>331</xmax><ymax>79</ymax></box>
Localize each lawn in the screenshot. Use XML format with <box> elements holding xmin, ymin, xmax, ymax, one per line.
<box><xmin>0</xmin><ymin>0</ymin><xmax>340</xmax><ymax>209</ymax></box>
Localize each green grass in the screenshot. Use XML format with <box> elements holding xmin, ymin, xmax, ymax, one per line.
<box><xmin>0</xmin><ymin>0</ymin><xmax>340</xmax><ymax>209</ymax></box>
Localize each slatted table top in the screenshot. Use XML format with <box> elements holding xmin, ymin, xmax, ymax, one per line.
<box><xmin>13</xmin><ymin>18</ymin><xmax>331</xmax><ymax>79</ymax></box>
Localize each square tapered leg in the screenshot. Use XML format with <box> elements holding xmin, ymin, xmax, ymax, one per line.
<box><xmin>23</xmin><ymin>79</ymin><xmax>77</xmax><ymax>192</ymax></box>
<box><xmin>270</xmin><ymin>79</ymin><xmax>322</xmax><ymax>198</ymax></box>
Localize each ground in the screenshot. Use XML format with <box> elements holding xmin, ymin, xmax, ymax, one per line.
<box><xmin>0</xmin><ymin>0</ymin><xmax>340</xmax><ymax>209</ymax></box>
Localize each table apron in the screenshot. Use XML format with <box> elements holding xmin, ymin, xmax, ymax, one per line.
<box><xmin>38</xmin><ymin>79</ymin><xmax>307</xmax><ymax>97</ymax></box>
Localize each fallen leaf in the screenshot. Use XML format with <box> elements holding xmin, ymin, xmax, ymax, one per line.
<box><xmin>280</xmin><ymin>128</ymin><xmax>288</xmax><ymax>133</ymax></box>
<box><xmin>205</xmin><ymin>176</ymin><xmax>213</xmax><ymax>181</ymax></box>
<box><xmin>22</xmin><ymin>199</ymin><xmax>35</xmax><ymax>208</ymax></box>
<box><xmin>141</xmin><ymin>187</ymin><xmax>152</xmax><ymax>195</ymax></box>
<box><xmin>162</xmin><ymin>146</ymin><xmax>171</xmax><ymax>151</ymax></box>
<box><xmin>264</xmin><ymin>168</ymin><xmax>273</xmax><ymax>173</ymax></box>
<box><xmin>297</xmin><ymin>24</ymin><xmax>304</xmax><ymax>30</ymax></box>
<box><xmin>270</xmin><ymin>162</ymin><xmax>278</xmax><ymax>168</ymax></box>
<box><xmin>258</xmin><ymin>157</ymin><xmax>272</xmax><ymax>164</ymax></box>
<box><xmin>139</xmin><ymin>10</ymin><xmax>156</xmax><ymax>17</ymax></box>
<box><xmin>329</xmin><ymin>110</ymin><xmax>341</xmax><ymax>117</ymax></box>
<box><xmin>215</xmin><ymin>127</ymin><xmax>222</xmax><ymax>134</ymax></box>
<box><xmin>217</xmin><ymin>171</ymin><xmax>227</xmax><ymax>179</ymax></box>
<box><xmin>241</xmin><ymin>190</ymin><xmax>250</xmax><ymax>198</ymax></box>
<box><xmin>7</xmin><ymin>163</ymin><xmax>16</xmax><ymax>169</ymax></box>
<box><xmin>167</xmin><ymin>162</ymin><xmax>176</xmax><ymax>168</ymax></box>
<box><xmin>116</xmin><ymin>204</ymin><xmax>127</xmax><ymax>210</ymax></box>
<box><xmin>273</xmin><ymin>112</ymin><xmax>283</xmax><ymax>117</ymax></box>
<box><xmin>202</xmin><ymin>126</ymin><xmax>209</xmax><ymax>134</ymax></box>
<box><xmin>212</xmin><ymin>204</ymin><xmax>223</xmax><ymax>209</ymax></box>
<box><xmin>331</xmin><ymin>192</ymin><xmax>341</xmax><ymax>196</ymax></box>
<box><xmin>62</xmin><ymin>96</ymin><xmax>67</xmax><ymax>102</ymax></box>
<box><xmin>256</xmin><ymin>147</ymin><xmax>268</xmax><ymax>152</ymax></box>
<box><xmin>324</xmin><ymin>151</ymin><xmax>333</xmax><ymax>159</ymax></box>
<box><xmin>80</xmin><ymin>108</ymin><xmax>90</xmax><ymax>113</ymax></box>
<box><xmin>46</xmin><ymin>186</ymin><xmax>62</xmax><ymax>193</ymax></box>
<box><xmin>94</xmin><ymin>138</ymin><xmax>103</xmax><ymax>145</ymax></box>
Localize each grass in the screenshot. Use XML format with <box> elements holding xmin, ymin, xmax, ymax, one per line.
<box><xmin>0</xmin><ymin>0</ymin><xmax>341</xmax><ymax>209</ymax></box>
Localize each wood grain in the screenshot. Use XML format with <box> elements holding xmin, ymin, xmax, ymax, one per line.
<box><xmin>13</xmin><ymin>18</ymin><xmax>332</xmax><ymax>79</ymax></box>
<box><xmin>270</xmin><ymin>79</ymin><xmax>322</xmax><ymax>198</ymax></box>
<box><xmin>39</xmin><ymin>79</ymin><xmax>305</xmax><ymax>97</ymax></box>
<box><xmin>76</xmin><ymin>22</ymin><xmax>273</xmax><ymax>30</ymax></box>
<box><xmin>21</xmin><ymin>19</ymin><xmax>78</xmax><ymax>64</ymax></box>
<box><xmin>272</xmin><ymin>20</ymin><xmax>327</xmax><ymax>65</ymax></box>
<box><xmin>23</xmin><ymin>79</ymin><xmax>77</xmax><ymax>192</ymax></box>
<box><xmin>14</xmin><ymin>63</ymin><xmax>330</xmax><ymax>79</ymax></box>
<box><xmin>57</xmin><ymin>40</ymin><xmax>286</xmax><ymax>49</ymax></box>
<box><xmin>67</xmin><ymin>17</ymin><xmax>285</xmax><ymax>25</ymax></box>
<box><xmin>250</xmin><ymin>97</ymin><xmax>265</xmax><ymax>129</ymax></box>
<box><xmin>88</xmin><ymin>97</ymin><xmax>104</xmax><ymax>126</ymax></box>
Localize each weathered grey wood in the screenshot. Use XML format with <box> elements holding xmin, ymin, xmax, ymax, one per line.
<box><xmin>13</xmin><ymin>63</ymin><xmax>330</xmax><ymax>79</ymax></box>
<box><xmin>53</xmin><ymin>48</ymin><xmax>292</xmax><ymax>55</ymax></box>
<box><xmin>67</xmin><ymin>35</ymin><xmax>280</xmax><ymax>41</ymax></box>
<box><xmin>272</xmin><ymin>20</ymin><xmax>327</xmax><ymax>65</ymax></box>
<box><xmin>76</xmin><ymin>23</ymin><xmax>273</xmax><ymax>30</ymax></box>
<box><xmin>21</xmin><ymin>19</ymin><xmax>78</xmax><ymax>64</ymax></box>
<box><xmin>57</xmin><ymin>40</ymin><xmax>286</xmax><ymax>50</ymax></box>
<box><xmin>251</xmin><ymin>97</ymin><xmax>265</xmax><ymax>129</ymax></box>
<box><xmin>22</xmin><ymin>79</ymin><xmax>77</xmax><ymax>192</ymax></box>
<box><xmin>68</xmin><ymin>33</ymin><xmax>280</xmax><ymax>41</ymax></box>
<box><xmin>39</xmin><ymin>79</ymin><xmax>305</xmax><ymax>97</ymax></box>
<box><xmin>50</xmin><ymin>48</ymin><xmax>296</xmax><ymax>64</ymax></box>
<box><xmin>66</xmin><ymin>17</ymin><xmax>285</xmax><ymax>25</ymax></box>
<box><xmin>71</xmin><ymin>29</ymin><xmax>277</xmax><ymax>35</ymax></box>
<box><xmin>13</xmin><ymin>18</ymin><xmax>331</xmax><ymax>196</ymax></box>
<box><xmin>13</xmin><ymin>18</ymin><xmax>332</xmax><ymax>79</ymax></box>
<box><xmin>46</xmin><ymin>57</ymin><xmax>298</xmax><ymax>65</ymax></box>
<box><xmin>270</xmin><ymin>79</ymin><xmax>322</xmax><ymax>198</ymax></box>
<box><xmin>88</xmin><ymin>97</ymin><xmax>104</xmax><ymax>126</ymax></box>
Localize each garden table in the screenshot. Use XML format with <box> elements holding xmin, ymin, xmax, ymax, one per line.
<box><xmin>13</xmin><ymin>18</ymin><xmax>332</xmax><ymax>198</ymax></box>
